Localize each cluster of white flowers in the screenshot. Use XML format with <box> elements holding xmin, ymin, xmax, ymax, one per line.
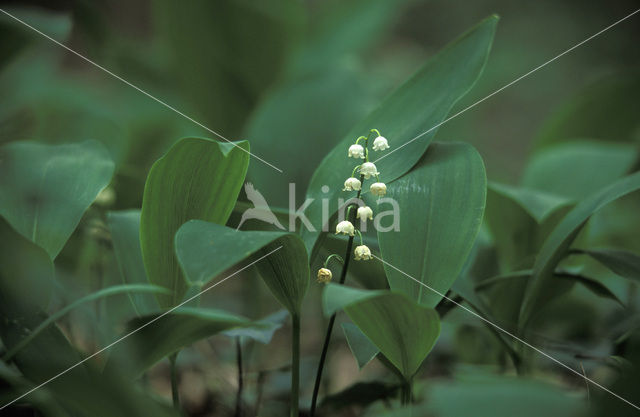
<box><xmin>338</xmin><ymin>130</ymin><xmax>391</xmax><ymax>260</ymax></box>
<box><xmin>319</xmin><ymin>129</ymin><xmax>391</xmax><ymax>282</ymax></box>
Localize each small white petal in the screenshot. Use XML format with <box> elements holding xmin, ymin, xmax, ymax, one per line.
<box><xmin>343</xmin><ymin>177</ymin><xmax>362</xmax><ymax>191</ymax></box>
<box><xmin>372</xmin><ymin>136</ymin><xmax>390</xmax><ymax>151</ymax></box>
<box><xmin>370</xmin><ymin>182</ymin><xmax>387</xmax><ymax>196</ymax></box>
<box><xmin>357</xmin><ymin>206</ymin><xmax>373</xmax><ymax>221</ymax></box>
<box><xmin>359</xmin><ymin>162</ymin><xmax>379</xmax><ymax>179</ymax></box>
<box><xmin>336</xmin><ymin>220</ymin><xmax>355</xmax><ymax>236</ymax></box>
<box><xmin>348</xmin><ymin>144</ymin><xmax>365</xmax><ymax>159</ymax></box>
<box><xmin>354</xmin><ymin>245</ymin><xmax>372</xmax><ymax>261</ymax></box>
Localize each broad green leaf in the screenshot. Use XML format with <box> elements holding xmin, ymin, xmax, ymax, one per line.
<box><xmin>378</xmin><ymin>142</ymin><xmax>486</xmax><ymax>307</ymax></box>
<box><xmin>175</xmin><ymin>220</ymin><xmax>289</xmax><ymax>286</ymax></box>
<box><xmin>476</xmin><ymin>270</ymin><xmax>623</xmax><ymax>313</ymax></box>
<box><xmin>302</xmin><ymin>16</ymin><xmax>498</xmax><ymax>250</ymax></box>
<box><xmin>520</xmin><ymin>172</ymin><xmax>640</xmax><ymax>326</ymax></box>
<box><xmin>175</xmin><ymin>220</ymin><xmax>309</xmax><ymax>315</ymax></box>
<box><xmin>0</xmin><ymin>311</ymin><xmax>179</xmax><ymax>417</ymax></box>
<box><xmin>522</xmin><ymin>140</ymin><xmax>637</xmax><ymax>200</ymax></box>
<box><xmin>2</xmin><ymin>284</ymin><xmax>169</xmax><ymax>362</ymax></box>
<box><xmin>107</xmin><ymin>307</ymin><xmax>254</xmax><ymax>377</ymax></box>
<box><xmin>342</xmin><ymin>322</ymin><xmax>379</xmax><ymax>369</ymax></box>
<box><xmin>323</xmin><ymin>285</ymin><xmax>387</xmax><ymax>316</ymax></box>
<box><xmin>140</xmin><ymin>137</ymin><xmax>249</xmax><ymax>307</ymax></box>
<box><xmin>0</xmin><ymin>222</ymin><xmax>177</xmax><ymax>416</ymax></box>
<box><xmin>242</xmin><ymin>0</ymin><xmax>410</xmax><ymax>207</ymax></box>
<box><xmin>489</xmin><ymin>183</ymin><xmax>570</xmax><ymax>223</ymax></box>
<box><xmin>223</xmin><ymin>309</ymin><xmax>288</xmax><ymax>344</ymax></box>
<box><xmin>0</xmin><ymin>218</ymin><xmax>53</xmax><ymax>316</ymax></box>
<box><xmin>572</xmin><ymin>248</ymin><xmax>640</xmax><ymax>282</ymax></box>
<box><xmin>486</xmin><ymin>183</ymin><xmax>571</xmax><ymax>271</ymax></box>
<box><xmin>0</xmin><ymin>140</ymin><xmax>114</xmax><ymax>259</ymax></box>
<box><xmin>108</xmin><ymin>210</ymin><xmax>159</xmax><ymax>315</ymax></box>
<box><xmin>323</xmin><ymin>285</ymin><xmax>440</xmax><ymax>380</ymax></box>
<box><xmin>255</xmin><ymin>234</ymin><xmax>310</xmax><ymax>316</ymax></box>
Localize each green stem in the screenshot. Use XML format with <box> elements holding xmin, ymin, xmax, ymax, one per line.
<box><xmin>310</xmin><ymin>178</ymin><xmax>363</xmax><ymax>416</ymax></box>
<box><xmin>354</xmin><ymin>229</ymin><xmax>364</xmax><ymax>246</ymax></box>
<box><xmin>169</xmin><ymin>352</ymin><xmax>180</xmax><ymax>410</ymax></box>
<box><xmin>323</xmin><ymin>254</ymin><xmax>344</xmax><ymax>269</ymax></box>
<box><xmin>291</xmin><ymin>314</ymin><xmax>301</xmax><ymax>417</ymax></box>
<box><xmin>400</xmin><ymin>379</ymin><xmax>413</xmax><ymax>406</ymax></box>
<box><xmin>235</xmin><ymin>337</ymin><xmax>244</xmax><ymax>417</ymax></box>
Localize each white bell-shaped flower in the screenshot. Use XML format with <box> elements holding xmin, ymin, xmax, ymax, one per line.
<box><xmin>335</xmin><ymin>220</ymin><xmax>355</xmax><ymax>236</ymax></box>
<box><xmin>359</xmin><ymin>162</ymin><xmax>379</xmax><ymax>179</ymax></box>
<box><xmin>370</xmin><ymin>182</ymin><xmax>387</xmax><ymax>197</ymax></box>
<box><xmin>348</xmin><ymin>144</ymin><xmax>365</xmax><ymax>159</ymax></box>
<box><xmin>343</xmin><ymin>177</ymin><xmax>362</xmax><ymax>191</ymax></box>
<box><xmin>354</xmin><ymin>245</ymin><xmax>372</xmax><ymax>261</ymax></box>
<box><xmin>357</xmin><ymin>206</ymin><xmax>373</xmax><ymax>221</ymax></box>
<box><xmin>372</xmin><ymin>136</ymin><xmax>390</xmax><ymax>151</ymax></box>
<box><xmin>317</xmin><ymin>268</ymin><xmax>332</xmax><ymax>284</ymax></box>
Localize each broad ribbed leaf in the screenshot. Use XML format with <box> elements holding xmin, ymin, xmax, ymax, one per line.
<box><xmin>107</xmin><ymin>307</ymin><xmax>254</xmax><ymax>377</ymax></box>
<box><xmin>223</xmin><ymin>310</ymin><xmax>288</xmax><ymax>344</ymax></box>
<box><xmin>175</xmin><ymin>220</ymin><xmax>309</xmax><ymax>315</ymax></box>
<box><xmin>140</xmin><ymin>137</ymin><xmax>249</xmax><ymax>307</ymax></box>
<box><xmin>486</xmin><ymin>183</ymin><xmax>571</xmax><ymax>271</ymax></box>
<box><xmin>176</xmin><ymin>220</ymin><xmax>288</xmax><ymax>285</ymax></box>
<box><xmin>302</xmin><ymin>16</ymin><xmax>497</xmax><ymax>251</ymax></box>
<box><xmin>0</xmin><ymin>140</ymin><xmax>114</xmax><ymax>259</ymax></box>
<box><xmin>573</xmin><ymin>248</ymin><xmax>640</xmax><ymax>282</ymax></box>
<box><xmin>323</xmin><ymin>285</ymin><xmax>440</xmax><ymax>380</ymax></box>
<box><xmin>108</xmin><ymin>210</ymin><xmax>159</xmax><ymax>315</ymax></box>
<box><xmin>255</xmin><ymin>234</ymin><xmax>310</xmax><ymax>316</ymax></box>
<box><xmin>0</xmin><ymin>218</ymin><xmax>53</xmax><ymax>316</ymax></box>
<box><xmin>520</xmin><ymin>172</ymin><xmax>640</xmax><ymax>326</ymax></box>
<box><xmin>378</xmin><ymin>142</ymin><xmax>486</xmax><ymax>307</ymax></box>
<box><xmin>522</xmin><ymin>140</ymin><xmax>637</xmax><ymax>200</ymax></box>
<box><xmin>342</xmin><ymin>322</ymin><xmax>379</xmax><ymax>369</ymax></box>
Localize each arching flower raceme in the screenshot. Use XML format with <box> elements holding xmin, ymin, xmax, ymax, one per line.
<box><xmin>317</xmin><ymin>268</ymin><xmax>332</xmax><ymax>284</ymax></box>
<box><xmin>357</xmin><ymin>206</ymin><xmax>373</xmax><ymax>221</ymax></box>
<box><xmin>370</xmin><ymin>182</ymin><xmax>387</xmax><ymax>197</ymax></box>
<box><xmin>336</xmin><ymin>220</ymin><xmax>355</xmax><ymax>236</ymax></box>
<box><xmin>372</xmin><ymin>136</ymin><xmax>390</xmax><ymax>151</ymax></box>
<box><xmin>348</xmin><ymin>144</ymin><xmax>365</xmax><ymax>159</ymax></box>
<box><xmin>359</xmin><ymin>162</ymin><xmax>379</xmax><ymax>179</ymax></box>
<box><xmin>354</xmin><ymin>245</ymin><xmax>372</xmax><ymax>261</ymax></box>
<box><xmin>343</xmin><ymin>177</ymin><xmax>361</xmax><ymax>191</ymax></box>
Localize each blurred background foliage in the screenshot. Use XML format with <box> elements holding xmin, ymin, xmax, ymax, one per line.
<box><xmin>1</xmin><ymin>0</ymin><xmax>640</xmax><ymax>416</ymax></box>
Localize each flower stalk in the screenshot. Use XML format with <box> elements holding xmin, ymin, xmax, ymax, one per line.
<box><xmin>310</xmin><ymin>129</ymin><xmax>390</xmax><ymax>416</ymax></box>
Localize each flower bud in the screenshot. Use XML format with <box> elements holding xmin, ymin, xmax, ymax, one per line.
<box><xmin>354</xmin><ymin>245</ymin><xmax>372</xmax><ymax>261</ymax></box>
<box><xmin>370</xmin><ymin>182</ymin><xmax>387</xmax><ymax>197</ymax></box>
<box><xmin>372</xmin><ymin>136</ymin><xmax>390</xmax><ymax>151</ymax></box>
<box><xmin>343</xmin><ymin>177</ymin><xmax>362</xmax><ymax>191</ymax></box>
<box><xmin>359</xmin><ymin>162</ymin><xmax>379</xmax><ymax>179</ymax></box>
<box><xmin>357</xmin><ymin>206</ymin><xmax>373</xmax><ymax>221</ymax></box>
<box><xmin>335</xmin><ymin>220</ymin><xmax>355</xmax><ymax>236</ymax></box>
<box><xmin>348</xmin><ymin>144</ymin><xmax>365</xmax><ymax>159</ymax></box>
<box><xmin>317</xmin><ymin>268</ymin><xmax>332</xmax><ymax>284</ymax></box>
